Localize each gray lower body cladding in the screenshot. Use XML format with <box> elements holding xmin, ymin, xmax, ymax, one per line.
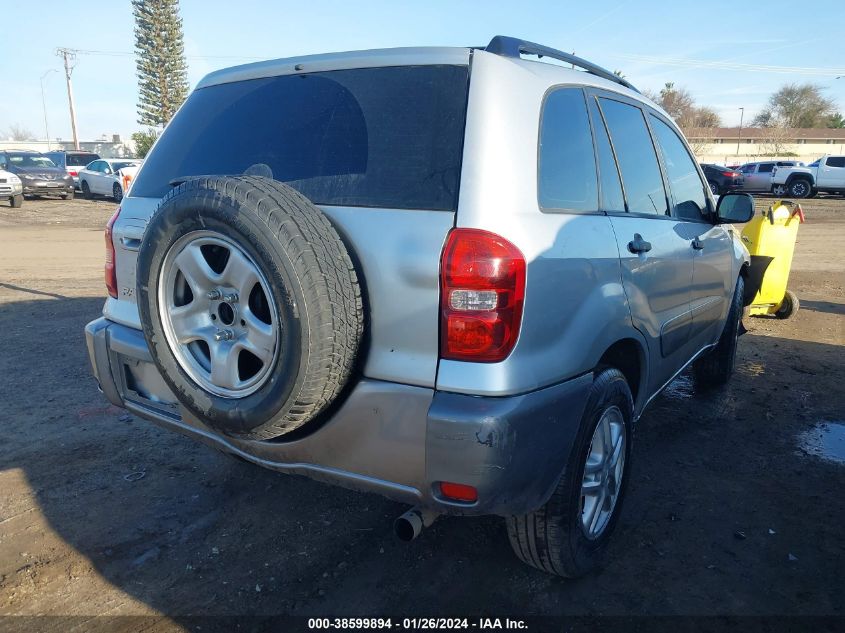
<box><xmin>85</xmin><ymin>317</ymin><xmax>591</xmax><ymax>516</ymax></box>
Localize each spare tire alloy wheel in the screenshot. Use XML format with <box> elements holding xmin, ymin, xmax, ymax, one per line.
<box><xmin>158</xmin><ymin>231</ymin><xmax>279</xmax><ymax>399</ymax></box>
<box><xmin>137</xmin><ymin>176</ymin><xmax>363</xmax><ymax>439</ymax></box>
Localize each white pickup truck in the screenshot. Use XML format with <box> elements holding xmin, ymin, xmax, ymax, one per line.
<box><xmin>771</xmin><ymin>154</ymin><xmax>845</xmax><ymax>198</ymax></box>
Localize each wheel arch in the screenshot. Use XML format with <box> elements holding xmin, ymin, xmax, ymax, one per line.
<box><xmin>596</xmin><ymin>337</ymin><xmax>646</xmax><ymax>413</ymax></box>
<box><xmin>785</xmin><ymin>173</ymin><xmax>815</xmax><ymax>187</ymax></box>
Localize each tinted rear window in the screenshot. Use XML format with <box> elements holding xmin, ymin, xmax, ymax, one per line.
<box><xmin>132</xmin><ymin>65</ymin><xmax>470</xmax><ymax>210</ymax></box>
<box><xmin>67</xmin><ymin>153</ymin><xmax>99</xmax><ymax>165</ymax></box>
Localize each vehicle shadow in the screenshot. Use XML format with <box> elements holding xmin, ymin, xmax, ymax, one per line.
<box><xmin>799</xmin><ymin>299</ymin><xmax>845</xmax><ymax>316</ymax></box>
<box><xmin>1</xmin><ymin>296</ymin><xmax>843</xmax><ymax>622</ymax></box>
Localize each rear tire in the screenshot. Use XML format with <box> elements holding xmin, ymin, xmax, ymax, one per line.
<box><xmin>113</xmin><ymin>182</ymin><xmax>123</xmax><ymax>202</ymax></box>
<box><xmin>775</xmin><ymin>289</ymin><xmax>799</xmax><ymax>319</ymax></box>
<box><xmin>506</xmin><ymin>367</ymin><xmax>633</xmax><ymax>578</ymax></box>
<box><xmin>708</xmin><ymin>181</ymin><xmax>719</xmax><ymax>196</ymax></box>
<box><xmin>772</xmin><ymin>184</ymin><xmax>787</xmax><ymax>197</ymax></box>
<box><xmin>694</xmin><ymin>276</ymin><xmax>744</xmax><ymax>386</ymax></box>
<box><xmin>81</xmin><ymin>180</ymin><xmax>91</xmax><ymax>199</ymax></box>
<box><xmin>10</xmin><ymin>194</ymin><xmax>23</xmax><ymax>208</ymax></box>
<box><xmin>788</xmin><ymin>179</ymin><xmax>812</xmax><ymax>199</ymax></box>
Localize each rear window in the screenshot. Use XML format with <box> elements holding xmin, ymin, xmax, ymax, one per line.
<box><xmin>132</xmin><ymin>65</ymin><xmax>470</xmax><ymax>210</ymax></box>
<box><xmin>67</xmin><ymin>153</ymin><xmax>99</xmax><ymax>166</ymax></box>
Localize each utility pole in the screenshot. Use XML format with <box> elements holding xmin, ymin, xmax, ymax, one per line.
<box><xmin>56</xmin><ymin>48</ymin><xmax>80</xmax><ymax>150</ymax></box>
<box><xmin>736</xmin><ymin>107</ymin><xmax>745</xmax><ymax>157</ymax></box>
<box><xmin>40</xmin><ymin>69</ymin><xmax>58</xmax><ymax>151</ymax></box>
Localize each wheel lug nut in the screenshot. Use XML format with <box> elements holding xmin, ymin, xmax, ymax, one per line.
<box><xmin>207</xmin><ymin>289</ymin><xmax>222</xmax><ymax>300</ymax></box>
<box><xmin>214</xmin><ymin>329</ymin><xmax>234</xmax><ymax>341</ymax></box>
<box><xmin>223</xmin><ymin>292</ymin><xmax>239</xmax><ymax>303</ymax></box>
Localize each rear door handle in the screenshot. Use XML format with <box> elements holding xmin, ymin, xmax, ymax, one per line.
<box><xmin>627</xmin><ymin>233</ymin><xmax>652</xmax><ymax>254</ymax></box>
<box><xmin>692</xmin><ymin>238</ymin><xmax>705</xmax><ymax>250</ymax></box>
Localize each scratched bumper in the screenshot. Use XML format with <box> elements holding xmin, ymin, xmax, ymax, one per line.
<box><xmin>426</xmin><ymin>373</ymin><xmax>593</xmax><ymax>515</ymax></box>
<box><xmin>86</xmin><ymin>316</ymin><xmax>592</xmax><ymax>517</ymax></box>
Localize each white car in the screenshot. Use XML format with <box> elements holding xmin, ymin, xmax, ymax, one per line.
<box><xmin>79</xmin><ymin>159</ymin><xmax>143</xmax><ymax>202</ymax></box>
<box><xmin>0</xmin><ymin>168</ymin><xmax>24</xmax><ymax>207</ymax></box>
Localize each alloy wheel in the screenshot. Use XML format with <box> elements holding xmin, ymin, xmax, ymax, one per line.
<box><xmin>580</xmin><ymin>405</ymin><xmax>626</xmax><ymax>540</ymax></box>
<box><xmin>158</xmin><ymin>230</ymin><xmax>280</xmax><ymax>398</ymax></box>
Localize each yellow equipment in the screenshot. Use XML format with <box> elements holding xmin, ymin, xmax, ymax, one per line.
<box><xmin>740</xmin><ymin>200</ymin><xmax>804</xmax><ymax>319</ymax></box>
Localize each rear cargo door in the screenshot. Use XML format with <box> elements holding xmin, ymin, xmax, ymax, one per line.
<box><xmin>121</xmin><ymin>56</ymin><xmax>472</xmax><ymax>389</ymax></box>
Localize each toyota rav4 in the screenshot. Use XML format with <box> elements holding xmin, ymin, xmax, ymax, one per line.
<box><xmin>85</xmin><ymin>36</ymin><xmax>756</xmax><ymax>577</ymax></box>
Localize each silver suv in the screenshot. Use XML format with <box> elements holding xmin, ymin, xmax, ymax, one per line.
<box><xmin>85</xmin><ymin>36</ymin><xmax>755</xmax><ymax>578</ymax></box>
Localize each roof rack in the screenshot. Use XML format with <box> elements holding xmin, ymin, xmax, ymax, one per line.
<box><xmin>483</xmin><ymin>35</ymin><xmax>639</xmax><ymax>93</ymax></box>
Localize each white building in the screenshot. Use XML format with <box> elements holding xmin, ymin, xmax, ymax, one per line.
<box><xmin>685</xmin><ymin>127</ymin><xmax>845</xmax><ymax>165</ymax></box>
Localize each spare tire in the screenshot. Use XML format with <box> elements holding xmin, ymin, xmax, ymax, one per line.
<box><xmin>136</xmin><ymin>176</ymin><xmax>363</xmax><ymax>439</ymax></box>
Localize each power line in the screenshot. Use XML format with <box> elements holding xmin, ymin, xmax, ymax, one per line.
<box><xmin>612</xmin><ymin>53</ymin><xmax>845</xmax><ymax>77</ymax></box>
<box><xmin>70</xmin><ymin>47</ymin><xmax>265</xmax><ymax>61</ymax></box>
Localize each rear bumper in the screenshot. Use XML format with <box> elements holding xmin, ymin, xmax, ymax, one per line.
<box><xmin>85</xmin><ymin>317</ymin><xmax>591</xmax><ymax>516</ymax></box>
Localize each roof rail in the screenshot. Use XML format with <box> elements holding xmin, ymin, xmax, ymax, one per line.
<box><xmin>484</xmin><ymin>35</ymin><xmax>639</xmax><ymax>93</ymax></box>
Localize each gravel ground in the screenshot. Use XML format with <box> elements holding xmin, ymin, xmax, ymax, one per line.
<box><xmin>0</xmin><ymin>195</ymin><xmax>843</xmax><ymax>629</ymax></box>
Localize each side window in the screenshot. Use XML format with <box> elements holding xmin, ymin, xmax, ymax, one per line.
<box><xmin>588</xmin><ymin>98</ymin><xmax>625</xmax><ymax>211</ymax></box>
<box><xmin>538</xmin><ymin>88</ymin><xmax>598</xmax><ymax>212</ymax></box>
<box><xmin>649</xmin><ymin>115</ymin><xmax>708</xmax><ymax>221</ymax></box>
<box><xmin>741</xmin><ymin>164</ymin><xmax>755</xmax><ymax>174</ymax></box>
<box><xmin>598</xmin><ymin>98</ymin><xmax>668</xmax><ymax>215</ymax></box>
<box><xmin>758</xmin><ymin>163</ymin><xmax>774</xmax><ymax>173</ymax></box>
<box><xmin>826</xmin><ymin>156</ymin><xmax>845</xmax><ymax>168</ymax></box>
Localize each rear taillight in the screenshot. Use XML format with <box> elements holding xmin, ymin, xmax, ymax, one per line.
<box><xmin>721</xmin><ymin>171</ymin><xmax>739</xmax><ymax>178</ymax></box>
<box><xmin>440</xmin><ymin>228</ymin><xmax>526</xmax><ymax>362</ymax></box>
<box><xmin>68</xmin><ymin>170</ymin><xmax>78</xmax><ymax>177</ymax></box>
<box><xmin>105</xmin><ymin>206</ymin><xmax>121</xmax><ymax>298</ymax></box>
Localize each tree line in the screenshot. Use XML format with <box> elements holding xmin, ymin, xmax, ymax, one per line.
<box><xmin>645</xmin><ymin>81</ymin><xmax>843</xmax><ymax>130</ymax></box>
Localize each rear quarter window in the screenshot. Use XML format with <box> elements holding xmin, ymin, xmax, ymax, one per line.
<box><xmin>537</xmin><ymin>88</ymin><xmax>598</xmax><ymax>212</ymax></box>
<box><xmin>131</xmin><ymin>65</ymin><xmax>470</xmax><ymax>211</ymax></box>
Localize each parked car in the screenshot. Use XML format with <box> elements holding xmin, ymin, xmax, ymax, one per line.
<box><xmin>0</xmin><ymin>150</ymin><xmax>74</xmax><ymax>199</ymax></box>
<box><xmin>699</xmin><ymin>163</ymin><xmax>744</xmax><ymax>195</ymax></box>
<box><xmin>78</xmin><ymin>159</ymin><xmax>142</xmax><ymax>202</ymax></box>
<box><xmin>0</xmin><ymin>167</ymin><xmax>24</xmax><ymax>207</ymax></box>
<box><xmin>770</xmin><ymin>155</ymin><xmax>845</xmax><ymax>198</ymax></box>
<box><xmin>85</xmin><ymin>36</ymin><xmax>756</xmax><ymax>578</ymax></box>
<box><xmin>44</xmin><ymin>150</ymin><xmax>101</xmax><ymax>190</ymax></box>
<box><xmin>738</xmin><ymin>160</ymin><xmax>803</xmax><ymax>193</ymax></box>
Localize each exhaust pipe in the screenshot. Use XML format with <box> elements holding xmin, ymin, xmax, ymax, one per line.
<box><xmin>394</xmin><ymin>507</ymin><xmax>439</xmax><ymax>542</ymax></box>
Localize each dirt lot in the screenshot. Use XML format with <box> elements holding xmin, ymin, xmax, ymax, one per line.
<box><xmin>0</xmin><ymin>195</ymin><xmax>843</xmax><ymax>627</ymax></box>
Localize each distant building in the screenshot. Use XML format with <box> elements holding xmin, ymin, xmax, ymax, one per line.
<box><xmin>685</xmin><ymin>127</ymin><xmax>845</xmax><ymax>165</ymax></box>
<box><xmin>0</xmin><ymin>135</ymin><xmax>135</xmax><ymax>158</ymax></box>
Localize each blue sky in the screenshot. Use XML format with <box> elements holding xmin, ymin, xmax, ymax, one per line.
<box><xmin>2</xmin><ymin>0</ymin><xmax>844</xmax><ymax>143</ymax></box>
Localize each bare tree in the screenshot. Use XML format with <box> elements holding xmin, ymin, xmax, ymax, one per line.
<box><xmin>753</xmin><ymin>83</ymin><xmax>839</xmax><ymax>128</ymax></box>
<box><xmin>644</xmin><ymin>83</ymin><xmax>722</xmax><ymax>128</ymax></box>
<box><xmin>686</xmin><ymin>128</ymin><xmax>717</xmax><ymax>158</ymax></box>
<box><xmin>757</xmin><ymin>125</ymin><xmax>795</xmax><ymax>157</ymax></box>
<box><xmin>4</xmin><ymin>124</ymin><xmax>36</xmax><ymax>141</ymax></box>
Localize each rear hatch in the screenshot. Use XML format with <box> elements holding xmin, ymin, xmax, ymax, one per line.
<box><xmin>110</xmin><ymin>50</ymin><xmax>471</xmax><ymax>389</ymax></box>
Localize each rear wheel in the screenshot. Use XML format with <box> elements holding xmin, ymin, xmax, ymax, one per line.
<box><xmin>788</xmin><ymin>179</ymin><xmax>812</xmax><ymax>199</ymax></box>
<box><xmin>136</xmin><ymin>176</ymin><xmax>363</xmax><ymax>439</ymax></box>
<box><xmin>81</xmin><ymin>180</ymin><xmax>91</xmax><ymax>199</ymax></box>
<box><xmin>772</xmin><ymin>184</ymin><xmax>787</xmax><ymax>197</ymax></box>
<box><xmin>506</xmin><ymin>368</ymin><xmax>633</xmax><ymax>578</ymax></box>
<box><xmin>113</xmin><ymin>182</ymin><xmax>123</xmax><ymax>202</ymax></box>
<box><xmin>10</xmin><ymin>194</ymin><xmax>23</xmax><ymax>208</ymax></box>
<box><xmin>775</xmin><ymin>289</ymin><xmax>799</xmax><ymax>319</ymax></box>
<box><xmin>694</xmin><ymin>276</ymin><xmax>744</xmax><ymax>386</ymax></box>
<box><xmin>708</xmin><ymin>181</ymin><xmax>719</xmax><ymax>195</ymax></box>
